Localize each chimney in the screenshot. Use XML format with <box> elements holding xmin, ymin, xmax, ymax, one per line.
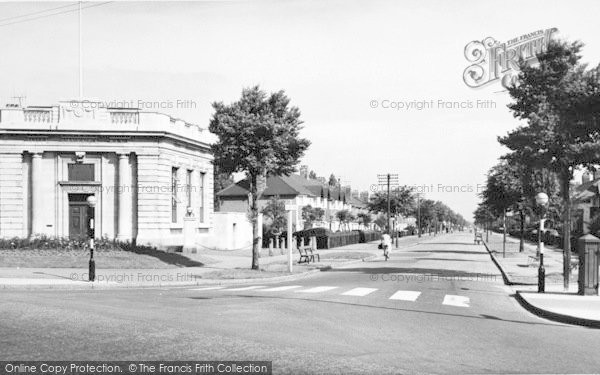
<box><xmin>299</xmin><ymin>165</ymin><xmax>308</xmax><ymax>179</ymax></box>
<box><xmin>583</xmin><ymin>171</ymin><xmax>592</xmax><ymax>184</ymax></box>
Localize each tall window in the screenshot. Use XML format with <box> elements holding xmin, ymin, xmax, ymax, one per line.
<box><xmin>199</xmin><ymin>172</ymin><xmax>205</xmax><ymax>223</ymax></box>
<box><xmin>186</xmin><ymin>169</ymin><xmax>192</xmax><ymax>209</ymax></box>
<box><xmin>171</xmin><ymin>167</ymin><xmax>178</xmax><ymax>223</ymax></box>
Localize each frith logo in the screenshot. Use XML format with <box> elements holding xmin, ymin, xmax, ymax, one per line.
<box><xmin>463</xmin><ymin>28</ymin><xmax>557</xmax><ymax>89</ymax></box>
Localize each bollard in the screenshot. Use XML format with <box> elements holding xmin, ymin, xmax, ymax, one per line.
<box><xmin>269</xmin><ymin>238</ymin><xmax>274</xmax><ymax>256</ymax></box>
<box><xmin>578</xmin><ymin>234</ymin><xmax>600</xmax><ymax>296</ymax></box>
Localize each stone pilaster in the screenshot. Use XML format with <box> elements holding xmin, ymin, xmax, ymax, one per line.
<box><xmin>0</xmin><ymin>153</ymin><xmax>25</xmax><ymax>237</ymax></box>
<box><xmin>117</xmin><ymin>153</ymin><xmax>133</xmax><ymax>241</ymax></box>
<box><xmin>30</xmin><ymin>152</ymin><xmax>43</xmax><ymax>237</ymax></box>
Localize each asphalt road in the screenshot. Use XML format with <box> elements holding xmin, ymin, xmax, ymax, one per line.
<box><xmin>2</xmin><ymin>233</ymin><xmax>600</xmax><ymax>374</ymax></box>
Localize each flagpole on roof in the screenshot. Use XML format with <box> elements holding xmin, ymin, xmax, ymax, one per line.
<box><xmin>78</xmin><ymin>1</ymin><xmax>83</xmax><ymax>99</ymax></box>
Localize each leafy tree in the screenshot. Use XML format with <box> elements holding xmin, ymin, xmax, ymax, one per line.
<box><xmin>261</xmin><ymin>196</ymin><xmax>287</xmax><ymax>235</ymax></box>
<box><xmin>301</xmin><ymin>205</ymin><xmax>325</xmax><ymax>229</ymax></box>
<box><xmin>374</xmin><ymin>214</ymin><xmax>387</xmax><ymax>231</ymax></box>
<box><xmin>416</xmin><ymin>199</ymin><xmax>437</xmax><ymax>233</ymax></box>
<box><xmin>335</xmin><ymin>209</ymin><xmax>355</xmax><ymax>231</ymax></box>
<box><xmin>209</xmin><ymin>86</ymin><xmax>310</xmax><ymax>269</ymax></box>
<box><xmin>482</xmin><ymin>161</ymin><xmax>527</xmax><ymax>251</ymax></box>
<box><xmin>367</xmin><ymin>186</ymin><xmax>416</xmax><ymax>217</ymax></box>
<box><xmin>328</xmin><ymin>174</ymin><xmax>338</xmax><ymax>187</ymax></box>
<box><xmin>357</xmin><ymin>212</ymin><xmax>372</xmax><ymax>229</ymax></box>
<box><xmin>500</xmin><ymin>39</ymin><xmax>600</xmax><ymax>286</ymax></box>
<box><xmin>308</xmin><ymin>170</ymin><xmax>317</xmax><ymax>180</ymax></box>
<box><xmin>474</xmin><ymin>203</ymin><xmax>496</xmax><ymax>231</ymax></box>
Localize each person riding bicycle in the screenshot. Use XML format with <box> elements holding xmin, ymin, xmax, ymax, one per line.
<box><xmin>381</xmin><ymin>232</ymin><xmax>392</xmax><ymax>261</ymax></box>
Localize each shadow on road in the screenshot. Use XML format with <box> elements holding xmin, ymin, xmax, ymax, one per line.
<box><xmin>419</xmin><ymin>242</ymin><xmax>476</xmax><ymax>246</ymax></box>
<box><xmin>124</xmin><ymin>246</ymin><xmax>205</xmax><ymax>267</ymax></box>
<box><xmin>204</xmin><ymin>294</ymin><xmax>575</xmax><ymax>329</ymax></box>
<box><xmin>414</xmin><ymin>258</ymin><xmax>478</xmax><ymax>262</ymax></box>
<box><xmin>327</xmin><ymin>266</ymin><xmax>495</xmax><ymax>278</ymax></box>
<box><xmin>410</xmin><ymin>250</ymin><xmax>487</xmax><ymax>256</ymax></box>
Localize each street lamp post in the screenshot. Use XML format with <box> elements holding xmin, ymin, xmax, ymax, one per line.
<box><xmin>536</xmin><ymin>192</ymin><xmax>549</xmax><ymax>293</ymax></box>
<box><xmin>503</xmin><ymin>209</ymin><xmax>506</xmax><ymax>258</ymax></box>
<box><xmin>417</xmin><ymin>194</ymin><xmax>421</xmax><ymax>238</ymax></box>
<box><xmin>86</xmin><ymin>195</ymin><xmax>97</xmax><ymax>282</ymax></box>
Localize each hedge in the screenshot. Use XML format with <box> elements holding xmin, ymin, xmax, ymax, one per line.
<box><xmin>491</xmin><ymin>229</ymin><xmax>577</xmax><ymax>252</ymax></box>
<box><xmin>263</xmin><ymin>228</ymin><xmax>382</xmax><ymax>249</ymax></box>
<box><xmin>357</xmin><ymin>230</ymin><xmax>382</xmax><ymax>243</ymax></box>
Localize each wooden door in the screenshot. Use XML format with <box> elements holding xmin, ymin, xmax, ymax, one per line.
<box><xmin>69</xmin><ymin>204</ymin><xmax>88</xmax><ymax>238</ymax></box>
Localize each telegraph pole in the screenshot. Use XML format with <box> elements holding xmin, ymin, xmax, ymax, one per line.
<box><xmin>387</xmin><ymin>174</ymin><xmax>390</xmax><ymax>232</ymax></box>
<box><xmin>377</xmin><ymin>174</ymin><xmax>398</xmax><ymax>233</ymax></box>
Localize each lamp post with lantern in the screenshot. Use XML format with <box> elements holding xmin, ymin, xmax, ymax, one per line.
<box><xmin>535</xmin><ymin>192</ymin><xmax>549</xmax><ymax>293</ymax></box>
<box><xmin>86</xmin><ymin>195</ymin><xmax>97</xmax><ymax>282</ymax></box>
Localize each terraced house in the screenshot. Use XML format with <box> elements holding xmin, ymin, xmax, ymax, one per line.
<box><xmin>0</xmin><ymin>100</ymin><xmax>214</xmax><ymax>249</ymax></box>
<box><xmin>217</xmin><ymin>168</ymin><xmax>367</xmax><ymax>231</ymax></box>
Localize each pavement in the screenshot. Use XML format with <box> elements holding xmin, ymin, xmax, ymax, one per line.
<box><xmin>483</xmin><ymin>231</ymin><xmax>600</xmax><ymax>328</ymax></box>
<box><xmin>3</xmin><ymin>232</ymin><xmax>599</xmax><ymax>374</ymax></box>
<box><xmin>0</xmin><ymin>234</ymin><xmax>423</xmax><ymax>289</ymax></box>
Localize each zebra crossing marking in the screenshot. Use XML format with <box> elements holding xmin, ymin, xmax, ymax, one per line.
<box><xmin>342</xmin><ymin>287</ymin><xmax>378</xmax><ymax>296</ymax></box>
<box><xmin>296</xmin><ymin>286</ymin><xmax>338</xmax><ymax>293</ymax></box>
<box><xmin>224</xmin><ymin>285</ymin><xmax>267</xmax><ymax>291</ymax></box>
<box><xmin>443</xmin><ymin>295</ymin><xmax>470</xmax><ymax>307</ymax></box>
<box><xmin>259</xmin><ymin>285</ymin><xmax>303</xmax><ymax>292</ymax></box>
<box><xmin>189</xmin><ymin>286</ymin><xmax>472</xmax><ymax>309</ymax></box>
<box><xmin>389</xmin><ymin>290</ymin><xmax>421</xmax><ymax>301</ymax></box>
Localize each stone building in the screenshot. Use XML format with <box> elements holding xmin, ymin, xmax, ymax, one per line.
<box><xmin>0</xmin><ymin>100</ymin><xmax>214</xmax><ymax>249</ymax></box>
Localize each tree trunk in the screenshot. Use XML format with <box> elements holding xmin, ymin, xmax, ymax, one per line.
<box><xmin>519</xmin><ymin>209</ymin><xmax>525</xmax><ymax>252</ymax></box>
<box><xmin>561</xmin><ymin>174</ymin><xmax>571</xmax><ymax>290</ymax></box>
<box><xmin>250</xmin><ymin>174</ymin><xmax>259</xmax><ymax>270</ymax></box>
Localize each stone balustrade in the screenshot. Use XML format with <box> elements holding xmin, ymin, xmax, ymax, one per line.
<box><xmin>0</xmin><ymin>100</ymin><xmax>213</xmax><ymax>144</ymax></box>
<box><xmin>23</xmin><ymin>108</ymin><xmax>54</xmax><ymax>123</ymax></box>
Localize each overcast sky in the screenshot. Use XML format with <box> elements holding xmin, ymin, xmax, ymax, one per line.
<box><xmin>1</xmin><ymin>0</ymin><xmax>599</xmax><ymax>220</ymax></box>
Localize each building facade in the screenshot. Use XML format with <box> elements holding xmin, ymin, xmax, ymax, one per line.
<box><xmin>0</xmin><ymin>100</ymin><xmax>214</xmax><ymax>249</ymax></box>
<box><xmin>217</xmin><ymin>173</ymin><xmax>369</xmax><ymax>231</ymax></box>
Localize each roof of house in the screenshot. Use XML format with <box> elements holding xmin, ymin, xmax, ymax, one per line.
<box><xmin>347</xmin><ymin>196</ymin><xmax>368</xmax><ymax>209</ymax></box>
<box><xmin>217</xmin><ymin>174</ymin><xmax>322</xmax><ymax>198</ymax></box>
<box><xmin>216</xmin><ymin>174</ymin><xmax>362</xmax><ymax>204</ymax></box>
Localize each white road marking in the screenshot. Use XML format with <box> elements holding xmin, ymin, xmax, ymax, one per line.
<box><xmin>259</xmin><ymin>285</ymin><xmax>303</xmax><ymax>292</ymax></box>
<box><xmin>443</xmin><ymin>295</ymin><xmax>470</xmax><ymax>307</ymax></box>
<box><xmin>389</xmin><ymin>290</ymin><xmax>421</xmax><ymax>301</ymax></box>
<box><xmin>189</xmin><ymin>286</ymin><xmax>226</xmax><ymax>291</ymax></box>
<box><xmin>342</xmin><ymin>287</ymin><xmax>378</xmax><ymax>296</ymax></box>
<box><xmin>296</xmin><ymin>286</ymin><xmax>339</xmax><ymax>293</ymax></box>
<box><xmin>224</xmin><ymin>286</ymin><xmax>267</xmax><ymax>291</ymax></box>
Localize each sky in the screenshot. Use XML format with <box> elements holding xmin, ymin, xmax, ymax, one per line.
<box><xmin>1</xmin><ymin>0</ymin><xmax>600</xmax><ymax>220</ymax></box>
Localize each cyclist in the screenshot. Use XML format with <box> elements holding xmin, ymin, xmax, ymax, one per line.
<box><xmin>381</xmin><ymin>232</ymin><xmax>392</xmax><ymax>261</ymax></box>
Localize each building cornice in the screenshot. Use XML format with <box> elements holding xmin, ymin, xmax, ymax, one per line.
<box><xmin>0</xmin><ymin>129</ymin><xmax>212</xmax><ymax>153</ymax></box>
